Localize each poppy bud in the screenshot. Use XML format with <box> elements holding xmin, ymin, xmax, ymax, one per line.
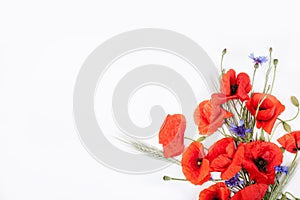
<box><xmin>163</xmin><ymin>176</ymin><xmax>171</xmax><ymax>181</ymax></box>
<box><xmin>280</xmin><ymin>194</ymin><xmax>287</xmax><ymax>200</ymax></box>
<box><xmin>260</xmin><ymin>132</ymin><xmax>265</xmax><ymax>141</ymax></box>
<box><xmin>273</xmin><ymin>59</ymin><xmax>278</xmax><ymax>66</ymax></box>
<box><xmin>283</xmin><ymin>122</ymin><xmax>291</xmax><ymax>132</ymax></box>
<box><xmin>269</xmin><ymin>47</ymin><xmax>273</xmax><ymax>53</ymax></box>
<box><xmin>222</xmin><ymin>48</ymin><xmax>227</xmax><ymax>55</ymax></box>
<box><xmin>196</xmin><ymin>136</ymin><xmax>206</xmax><ymax>142</ymax></box>
<box><xmin>291</xmin><ymin>96</ymin><xmax>299</xmax><ymax>107</ymax></box>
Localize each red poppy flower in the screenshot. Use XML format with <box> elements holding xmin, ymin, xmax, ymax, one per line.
<box><xmin>218</xmin><ymin>69</ymin><xmax>252</xmax><ymax>102</ymax></box>
<box><xmin>231</xmin><ymin>183</ymin><xmax>268</xmax><ymax>200</ymax></box>
<box><xmin>159</xmin><ymin>114</ymin><xmax>186</xmax><ymax>158</ymax></box>
<box><xmin>246</xmin><ymin>93</ymin><xmax>285</xmax><ymax>134</ymax></box>
<box><xmin>199</xmin><ymin>182</ymin><xmax>230</xmax><ymax>200</ymax></box>
<box><xmin>277</xmin><ymin>131</ymin><xmax>300</xmax><ymax>153</ymax></box>
<box><xmin>242</xmin><ymin>141</ymin><xmax>283</xmax><ymax>184</ymax></box>
<box><xmin>194</xmin><ymin>100</ymin><xmax>233</xmax><ymax>135</ymax></box>
<box><xmin>206</xmin><ymin>138</ymin><xmax>235</xmax><ymax>172</ymax></box>
<box><xmin>181</xmin><ymin>142</ymin><xmax>210</xmax><ymax>185</ymax></box>
<box><xmin>206</xmin><ymin>138</ymin><xmax>244</xmax><ymax>179</ymax></box>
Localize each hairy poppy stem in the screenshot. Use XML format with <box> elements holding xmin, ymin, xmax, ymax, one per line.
<box><xmin>163</xmin><ymin>176</ymin><xmax>187</xmax><ymax>181</ymax></box>
<box><xmin>184</xmin><ymin>137</ymin><xmax>195</xmax><ymax>142</ymax></box>
<box><xmin>263</xmin><ymin>47</ymin><xmax>273</xmax><ymax>93</ymax></box>
<box><xmin>285</xmin><ymin>107</ymin><xmax>300</xmax><ymax>123</ymax></box>
<box><xmin>269</xmin><ymin>59</ymin><xmax>278</xmax><ymax>94</ymax></box>
<box><xmin>253</xmin><ymin>93</ymin><xmax>268</xmax><ymax>130</ymax></box>
<box><xmin>285</xmin><ymin>191</ymin><xmax>300</xmax><ymax>200</ymax></box>
<box><xmin>269</xmin><ymin>120</ymin><xmax>284</xmax><ymax>141</ymax></box>
<box><xmin>270</xmin><ymin>107</ymin><xmax>300</xmax><ymax>141</ymax></box>
<box><xmin>250</xmin><ymin>67</ymin><xmax>257</xmax><ymax>95</ymax></box>
<box><xmin>220</xmin><ymin>48</ymin><xmax>226</xmax><ymax>75</ymax></box>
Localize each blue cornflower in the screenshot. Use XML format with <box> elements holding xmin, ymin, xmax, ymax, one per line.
<box><xmin>249</xmin><ymin>53</ymin><xmax>268</xmax><ymax>65</ymax></box>
<box><xmin>275</xmin><ymin>165</ymin><xmax>289</xmax><ymax>174</ymax></box>
<box><xmin>229</xmin><ymin>120</ymin><xmax>252</xmax><ymax>138</ymax></box>
<box><xmin>225</xmin><ymin>173</ymin><xmax>244</xmax><ymax>187</ymax></box>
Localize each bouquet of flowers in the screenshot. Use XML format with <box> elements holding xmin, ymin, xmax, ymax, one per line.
<box><xmin>125</xmin><ymin>48</ymin><xmax>300</xmax><ymax>200</ymax></box>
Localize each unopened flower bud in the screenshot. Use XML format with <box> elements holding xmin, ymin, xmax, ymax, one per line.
<box><xmin>273</xmin><ymin>59</ymin><xmax>278</xmax><ymax>66</ymax></box>
<box><xmin>163</xmin><ymin>176</ymin><xmax>171</xmax><ymax>181</ymax></box>
<box><xmin>291</xmin><ymin>96</ymin><xmax>299</xmax><ymax>107</ymax></box>
<box><xmin>254</xmin><ymin>63</ymin><xmax>259</xmax><ymax>69</ymax></box>
<box><xmin>269</xmin><ymin>47</ymin><xmax>273</xmax><ymax>53</ymax></box>
<box><xmin>280</xmin><ymin>194</ymin><xmax>287</xmax><ymax>200</ymax></box>
<box><xmin>283</xmin><ymin>122</ymin><xmax>291</xmax><ymax>132</ymax></box>
<box><xmin>196</xmin><ymin>136</ymin><xmax>206</xmax><ymax>142</ymax></box>
<box><xmin>222</xmin><ymin>48</ymin><xmax>227</xmax><ymax>55</ymax></box>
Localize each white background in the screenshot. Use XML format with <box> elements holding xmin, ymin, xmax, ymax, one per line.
<box><xmin>1</xmin><ymin>0</ymin><xmax>300</xmax><ymax>199</ymax></box>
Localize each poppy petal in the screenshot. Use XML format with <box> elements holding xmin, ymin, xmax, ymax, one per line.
<box><xmin>221</xmin><ymin>144</ymin><xmax>244</xmax><ymax>180</ymax></box>
<box><xmin>231</xmin><ymin>184</ymin><xmax>268</xmax><ymax>200</ymax></box>
<box><xmin>278</xmin><ymin>131</ymin><xmax>300</xmax><ymax>153</ymax></box>
<box><xmin>199</xmin><ymin>182</ymin><xmax>231</xmax><ymax>200</ymax></box>
<box><xmin>159</xmin><ymin>114</ymin><xmax>186</xmax><ymax>157</ymax></box>
<box><xmin>182</xmin><ymin>142</ymin><xmax>211</xmax><ymax>185</ymax></box>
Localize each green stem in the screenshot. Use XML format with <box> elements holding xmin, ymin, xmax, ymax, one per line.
<box><xmin>285</xmin><ymin>191</ymin><xmax>300</xmax><ymax>200</ymax></box>
<box><xmin>252</xmin><ymin>94</ymin><xmax>268</xmax><ymax>130</ymax></box>
<box><xmin>163</xmin><ymin>176</ymin><xmax>187</xmax><ymax>181</ymax></box>
<box><xmin>226</xmin><ymin>101</ymin><xmax>238</xmax><ymax>125</ymax></box>
<box><xmin>220</xmin><ymin>49</ymin><xmax>226</xmax><ymax>75</ymax></box>
<box><xmin>230</xmin><ymin>100</ymin><xmax>241</xmax><ymax>119</ymax></box>
<box><xmin>285</xmin><ymin>107</ymin><xmax>300</xmax><ymax>122</ymax></box>
<box><xmin>269</xmin><ymin>107</ymin><xmax>300</xmax><ymax>141</ymax></box>
<box><xmin>292</xmin><ymin>150</ymin><xmax>298</xmax><ymax>163</ymax></box>
<box><xmin>269</xmin><ymin>119</ymin><xmax>284</xmax><ymax>141</ymax></box>
<box><xmin>263</xmin><ymin>50</ymin><xmax>272</xmax><ymax>93</ymax></box>
<box><xmin>250</xmin><ymin>67</ymin><xmax>257</xmax><ymax>95</ymax></box>
<box><xmin>269</xmin><ymin>151</ymin><xmax>298</xmax><ymax>200</ymax></box>
<box><xmin>269</xmin><ymin>63</ymin><xmax>277</xmax><ymax>94</ymax></box>
<box><xmin>211</xmin><ymin>179</ymin><xmax>223</xmax><ymax>182</ymax></box>
<box><xmin>184</xmin><ymin>137</ymin><xmax>195</xmax><ymax>142</ymax></box>
<box><xmin>218</xmin><ymin>130</ymin><xmax>231</xmax><ymax>138</ymax></box>
<box><xmin>260</xmin><ymin>128</ymin><xmax>265</xmax><ymax>141</ymax></box>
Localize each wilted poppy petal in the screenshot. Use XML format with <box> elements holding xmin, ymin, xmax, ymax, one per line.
<box><xmin>194</xmin><ymin>100</ymin><xmax>232</xmax><ymax>135</ymax></box>
<box><xmin>159</xmin><ymin>114</ymin><xmax>186</xmax><ymax>157</ymax></box>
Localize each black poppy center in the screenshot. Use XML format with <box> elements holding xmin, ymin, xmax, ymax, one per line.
<box><xmin>230</xmin><ymin>84</ymin><xmax>238</xmax><ymax>95</ymax></box>
<box><xmin>259</xmin><ymin>107</ymin><xmax>267</xmax><ymax>111</ymax></box>
<box><xmin>293</xmin><ymin>143</ymin><xmax>299</xmax><ymax>152</ymax></box>
<box><xmin>254</xmin><ymin>157</ymin><xmax>268</xmax><ymax>172</ymax></box>
<box><xmin>212</xmin><ymin>197</ymin><xmax>221</xmax><ymax>200</ymax></box>
<box><xmin>196</xmin><ymin>158</ymin><xmax>203</xmax><ymax>168</ymax></box>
